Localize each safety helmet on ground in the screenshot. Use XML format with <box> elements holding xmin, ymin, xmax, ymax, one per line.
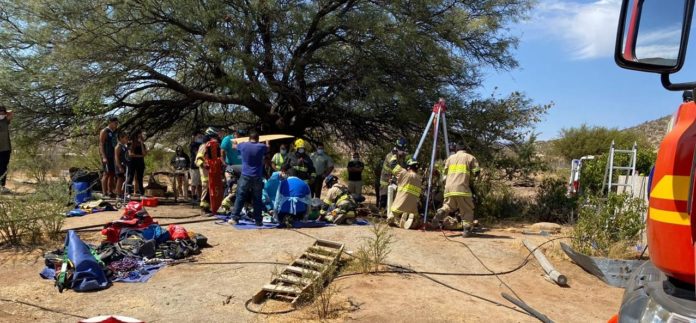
<box><xmin>294</xmin><ymin>138</ymin><xmax>306</xmax><ymax>149</ymax></box>
<box><xmin>324</xmin><ymin>174</ymin><xmax>338</xmax><ymax>187</ymax></box>
<box><xmin>395</xmin><ymin>137</ymin><xmax>407</xmax><ymax>150</ymax></box>
<box><xmin>684</xmin><ymin>90</ymin><xmax>693</xmax><ymax>102</ymax></box>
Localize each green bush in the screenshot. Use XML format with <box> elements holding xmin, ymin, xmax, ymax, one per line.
<box><xmin>473</xmin><ymin>175</ymin><xmax>529</xmax><ymax>222</ymax></box>
<box><xmin>527</xmin><ymin>177</ymin><xmax>578</xmax><ymax>223</ymax></box>
<box><xmin>572</xmin><ymin>193</ymin><xmax>646</xmax><ymax>257</ymax></box>
<box><xmin>579</xmin><ymin>149</ymin><xmax>656</xmax><ymax>195</ymax></box>
<box><xmin>0</xmin><ymin>181</ymin><xmax>71</xmax><ymax>246</ymax></box>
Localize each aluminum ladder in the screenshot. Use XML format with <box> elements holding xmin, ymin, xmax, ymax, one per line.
<box><xmin>602</xmin><ymin>141</ymin><xmax>638</xmax><ymax>196</ymax></box>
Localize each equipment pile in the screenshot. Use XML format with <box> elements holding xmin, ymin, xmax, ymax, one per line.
<box><xmin>40</xmin><ymin>201</ymin><xmax>208</xmax><ymax>292</ymax></box>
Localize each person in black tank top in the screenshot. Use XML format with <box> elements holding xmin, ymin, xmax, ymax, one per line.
<box><xmin>126</xmin><ymin>130</ymin><xmax>147</xmax><ymax>195</ymax></box>
<box><xmin>100</xmin><ymin>117</ymin><xmax>119</xmax><ymax>197</ymax></box>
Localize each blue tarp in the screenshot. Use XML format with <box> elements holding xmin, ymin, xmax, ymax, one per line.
<box><xmin>64</xmin><ymin>230</ymin><xmax>109</xmax><ymax>292</ymax></box>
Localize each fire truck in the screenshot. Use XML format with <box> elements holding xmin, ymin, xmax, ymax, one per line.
<box><xmin>612</xmin><ymin>0</ymin><xmax>696</xmax><ymax>321</ymax></box>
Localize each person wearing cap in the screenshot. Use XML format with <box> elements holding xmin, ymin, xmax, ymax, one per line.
<box><xmin>346</xmin><ymin>152</ymin><xmax>365</xmax><ymax>197</ymax></box>
<box><xmin>432</xmin><ymin>142</ymin><xmax>480</xmax><ymax>237</ymax></box>
<box><xmin>389</xmin><ymin>159</ymin><xmax>423</xmax><ymax>228</ymax></box>
<box><xmin>310</xmin><ymin>143</ymin><xmax>334</xmax><ymax>198</ymax></box>
<box><xmin>99</xmin><ymin>116</ymin><xmax>119</xmax><ymax>197</ymax></box>
<box><xmin>378</xmin><ymin>137</ymin><xmax>409</xmax><ymax>209</ymax></box>
<box><xmin>0</xmin><ymin>106</ymin><xmax>13</xmax><ymax>194</ymax></box>
<box><xmin>321</xmin><ymin>175</ymin><xmax>357</xmax><ymax>224</ymax></box>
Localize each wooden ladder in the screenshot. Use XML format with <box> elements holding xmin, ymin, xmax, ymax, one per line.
<box><xmin>252</xmin><ymin>239</ymin><xmax>344</xmax><ymax>306</ymax></box>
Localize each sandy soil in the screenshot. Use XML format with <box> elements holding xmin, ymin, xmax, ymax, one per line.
<box><xmin>0</xmin><ymin>204</ymin><xmax>623</xmax><ymax>323</ymax></box>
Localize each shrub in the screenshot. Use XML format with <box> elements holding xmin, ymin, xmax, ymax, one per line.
<box><xmin>473</xmin><ymin>175</ymin><xmax>529</xmax><ymax>222</ymax></box>
<box><xmin>572</xmin><ymin>193</ymin><xmax>646</xmax><ymax>257</ymax></box>
<box><xmin>0</xmin><ymin>181</ymin><xmax>71</xmax><ymax>246</ymax></box>
<box><xmin>527</xmin><ymin>177</ymin><xmax>578</xmax><ymax>223</ymax></box>
<box><xmin>353</xmin><ymin>223</ymin><xmax>394</xmax><ymax>273</ymax></box>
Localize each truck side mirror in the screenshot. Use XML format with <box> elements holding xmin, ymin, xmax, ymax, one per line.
<box><xmin>615</xmin><ymin>0</ymin><xmax>694</xmax><ymax>75</ymax></box>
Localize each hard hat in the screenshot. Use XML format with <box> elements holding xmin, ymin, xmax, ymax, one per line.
<box><xmin>406</xmin><ymin>159</ymin><xmax>419</xmax><ymax>168</ymax></box>
<box><xmin>324</xmin><ymin>175</ymin><xmax>338</xmax><ymax>187</ymax></box>
<box><xmin>294</xmin><ymin>138</ymin><xmax>306</xmax><ymax>149</ymax></box>
<box><xmin>395</xmin><ymin>137</ymin><xmax>407</xmax><ymax>150</ymax></box>
<box><xmin>205</xmin><ymin>127</ymin><xmax>219</xmax><ymax>136</ymax></box>
<box><xmin>684</xmin><ymin>90</ymin><xmax>693</xmax><ymax>102</ymax></box>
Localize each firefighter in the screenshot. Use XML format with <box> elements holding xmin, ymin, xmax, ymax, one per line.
<box><xmin>282</xmin><ymin>138</ymin><xmax>317</xmax><ymax>186</ymax></box>
<box><xmin>389</xmin><ymin>159</ymin><xmax>422</xmax><ymax>228</ymax></box>
<box><xmin>432</xmin><ymin>142</ymin><xmax>480</xmax><ymax>237</ymax></box>
<box><xmin>195</xmin><ymin>127</ymin><xmax>221</xmax><ymax>215</ymax></box>
<box><xmin>378</xmin><ymin>138</ymin><xmax>408</xmax><ymax>209</ymax></box>
<box><xmin>321</xmin><ymin>175</ymin><xmax>357</xmax><ymax>224</ymax></box>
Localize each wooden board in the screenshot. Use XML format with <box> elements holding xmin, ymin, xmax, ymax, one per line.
<box><xmin>233</xmin><ymin>134</ymin><xmax>294</xmax><ymax>144</ymax></box>
<box><xmin>252</xmin><ymin>239</ymin><xmax>344</xmax><ymax>306</ymax></box>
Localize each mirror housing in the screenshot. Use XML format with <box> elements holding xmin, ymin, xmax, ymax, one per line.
<box><xmin>615</xmin><ymin>0</ymin><xmax>694</xmax><ymax>75</ymax></box>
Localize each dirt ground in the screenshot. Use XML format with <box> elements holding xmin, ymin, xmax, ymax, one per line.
<box><xmin>0</xmin><ymin>203</ymin><xmax>623</xmax><ymax>323</ymax></box>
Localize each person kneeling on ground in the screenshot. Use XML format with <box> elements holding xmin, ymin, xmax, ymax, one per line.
<box><xmin>274</xmin><ymin>173</ymin><xmax>312</xmax><ymax>228</ymax></box>
<box><xmin>389</xmin><ymin>159</ymin><xmax>423</xmax><ymax>229</ymax></box>
<box><xmin>432</xmin><ymin>142</ymin><xmax>480</xmax><ymax>237</ymax></box>
<box><xmin>321</xmin><ymin>175</ymin><xmax>357</xmax><ymax>225</ymax></box>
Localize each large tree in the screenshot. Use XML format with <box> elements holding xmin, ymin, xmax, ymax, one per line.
<box><xmin>0</xmin><ymin>0</ymin><xmax>535</xmax><ymax>143</ymax></box>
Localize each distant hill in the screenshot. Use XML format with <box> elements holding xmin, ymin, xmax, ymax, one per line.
<box><xmin>624</xmin><ymin>115</ymin><xmax>670</xmax><ymax>149</ymax></box>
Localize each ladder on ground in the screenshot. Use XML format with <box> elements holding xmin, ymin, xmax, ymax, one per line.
<box><xmin>602</xmin><ymin>141</ymin><xmax>638</xmax><ymax>196</ymax></box>
<box><xmin>252</xmin><ymin>239</ymin><xmax>344</xmax><ymax>306</ymax></box>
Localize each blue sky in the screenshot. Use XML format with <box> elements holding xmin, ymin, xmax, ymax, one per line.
<box><xmin>479</xmin><ymin>0</ymin><xmax>690</xmax><ymax>140</ymax></box>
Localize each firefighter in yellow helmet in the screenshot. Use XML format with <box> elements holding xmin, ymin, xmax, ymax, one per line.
<box><xmin>378</xmin><ymin>138</ymin><xmax>408</xmax><ymax>209</ymax></box>
<box><xmin>389</xmin><ymin>159</ymin><xmax>422</xmax><ymax>228</ymax></box>
<box><xmin>282</xmin><ymin>138</ymin><xmax>316</xmax><ymax>186</ymax></box>
<box><xmin>432</xmin><ymin>142</ymin><xmax>480</xmax><ymax>237</ymax></box>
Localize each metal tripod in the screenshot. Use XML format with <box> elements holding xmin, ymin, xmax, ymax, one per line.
<box><xmin>413</xmin><ymin>98</ymin><xmax>450</xmax><ymax>226</ymax></box>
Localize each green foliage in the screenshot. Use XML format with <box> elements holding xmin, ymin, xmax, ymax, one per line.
<box><xmin>572</xmin><ymin>193</ymin><xmax>646</xmax><ymax>257</ymax></box>
<box><xmin>144</xmin><ymin>147</ymin><xmax>172</xmax><ymax>174</ymax></box>
<box><xmin>0</xmin><ymin>181</ymin><xmax>71</xmax><ymax>246</ymax></box>
<box><xmin>472</xmin><ymin>174</ymin><xmax>529</xmax><ymax>222</ymax></box>
<box><xmin>552</xmin><ymin>124</ymin><xmax>651</xmax><ymax>162</ymax></box>
<box><xmin>12</xmin><ymin>134</ymin><xmax>58</xmax><ymax>183</ymax></box>
<box><xmin>0</xmin><ymin>0</ymin><xmax>535</xmax><ymax>145</ymax></box>
<box><xmin>578</xmin><ymin>150</ymin><xmax>656</xmax><ymax>195</ymax></box>
<box><xmin>527</xmin><ymin>177</ymin><xmax>578</xmax><ymax>223</ymax></box>
<box><xmin>353</xmin><ymin>223</ymin><xmax>394</xmax><ymax>273</ymax></box>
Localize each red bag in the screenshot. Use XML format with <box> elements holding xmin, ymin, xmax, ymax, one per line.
<box><xmin>101</xmin><ymin>225</ymin><xmax>122</xmax><ymax>243</ymax></box>
<box><xmin>168</xmin><ymin>225</ymin><xmax>189</xmax><ymax>240</ymax></box>
<box><xmin>123</xmin><ymin>201</ymin><xmax>143</xmax><ymax>220</ymax></box>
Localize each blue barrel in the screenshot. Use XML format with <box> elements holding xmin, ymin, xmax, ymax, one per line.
<box><xmin>72</xmin><ymin>182</ymin><xmax>91</xmax><ymax>205</ymax></box>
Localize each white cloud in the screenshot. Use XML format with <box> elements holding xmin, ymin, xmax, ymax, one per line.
<box><xmin>527</xmin><ymin>0</ymin><xmax>622</xmax><ymax>60</ymax></box>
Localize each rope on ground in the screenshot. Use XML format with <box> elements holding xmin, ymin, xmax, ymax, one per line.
<box><xmin>440</xmin><ymin>229</ymin><xmax>523</xmax><ymax>300</ymax></box>
<box><xmin>0</xmin><ymin>298</ymin><xmax>88</xmax><ymax>319</ymax></box>
<box><xmin>244</xmin><ymin>298</ymin><xmax>297</xmax><ymax>315</ymax></box>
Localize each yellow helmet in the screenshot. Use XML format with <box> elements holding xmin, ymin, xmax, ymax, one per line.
<box><xmin>294</xmin><ymin>138</ymin><xmax>306</xmax><ymax>149</ymax></box>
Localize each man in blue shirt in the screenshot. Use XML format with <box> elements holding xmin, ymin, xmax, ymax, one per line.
<box><xmin>228</xmin><ymin>131</ymin><xmax>268</xmax><ymax>226</ymax></box>
<box><xmin>220</xmin><ymin>128</ymin><xmax>243</xmax><ymax>201</ymax></box>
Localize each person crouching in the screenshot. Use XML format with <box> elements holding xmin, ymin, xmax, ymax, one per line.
<box><xmin>321</xmin><ymin>175</ymin><xmax>357</xmax><ymax>225</ymax></box>
<box><xmin>389</xmin><ymin>159</ymin><xmax>422</xmax><ymax>228</ymax></box>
